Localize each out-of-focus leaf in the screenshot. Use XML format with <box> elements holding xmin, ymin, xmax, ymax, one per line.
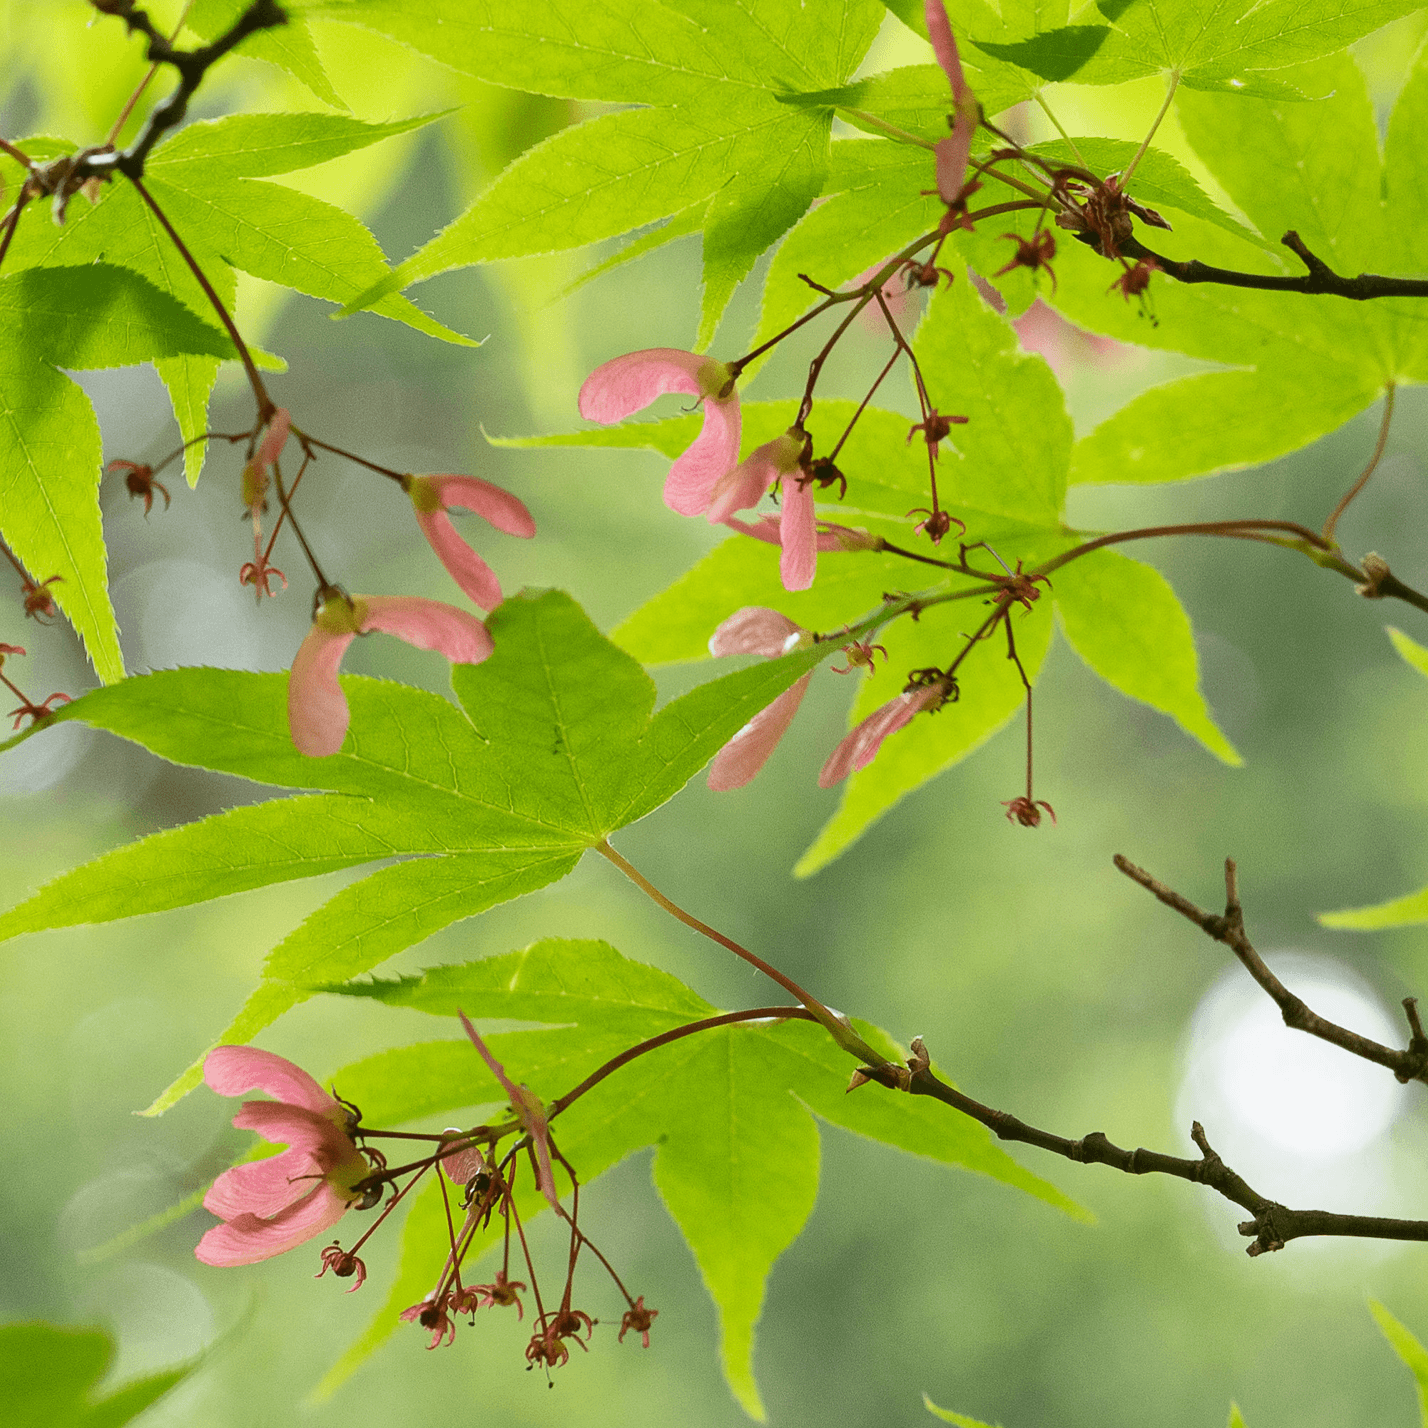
<box><xmin>1370</xmin><ymin>1300</ymin><xmax>1428</xmax><ymax>1425</ymax></box>
<box><xmin>0</xmin><ymin>1321</ymin><xmax>193</xmax><ymax>1428</ymax></box>
<box><xmin>923</xmin><ymin>1396</ymin><xmax>1002</xmax><ymax>1427</ymax></box>
<box><xmin>0</xmin><ymin>264</ymin><xmax>234</xmax><ymax>685</ymax></box>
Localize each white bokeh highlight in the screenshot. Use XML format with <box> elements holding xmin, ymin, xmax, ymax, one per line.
<box><xmin>1177</xmin><ymin>953</ymin><xmax>1411</xmax><ymax>1232</ymax></box>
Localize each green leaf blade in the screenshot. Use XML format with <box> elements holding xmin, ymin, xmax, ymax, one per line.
<box><xmin>1053</xmin><ymin>548</ymin><xmax>1239</xmax><ymax>763</ymax></box>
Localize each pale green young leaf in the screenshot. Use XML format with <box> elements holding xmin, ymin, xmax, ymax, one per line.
<box><xmin>614</xmin><ymin>531</ymin><xmax>916</xmax><ymax>665</ymax></box>
<box><xmin>344</xmin><ymin>91</ymin><xmax>819</xmax><ymax>311</ymax></box>
<box><xmin>1070</xmin><ymin>368</ymin><xmax>1383</xmax><ymax>486</ymax></box>
<box><xmin>659</xmin><ymin>0</ymin><xmax>885</xmax><ymax>93</ymax></box>
<box><xmin>1050</xmin><ymin>209</ymin><xmax>1391</xmax><ymax>485</ymax></box>
<box><xmin>145</xmin><ymin>111</ymin><xmax>443</xmax><ymax>182</ymax></box>
<box><xmin>315</xmin><ymin>0</ymin><xmax>762</xmax><ymax>103</ymax></box>
<box><xmin>141</xmin><ymin>847</ymin><xmax>589</xmax><ymax>1116</ymax></box>
<box><xmin>1076</xmin><ymin>0</ymin><xmax>1420</xmax><ymax>86</ymax></box>
<box><xmin>320</xmin><ymin>938</ymin><xmax>1080</xmax><ymax>1405</ymax></box>
<box><xmin>565</xmin><ymin>202</ymin><xmax>709</xmax><ymax>299</ymax></box>
<box><xmin>0</xmin><ymin>796</ymin><xmax>425</xmax><ymax>939</ymax></box>
<box><xmin>187</xmin><ymin>0</ymin><xmax>347</xmax><ymax>107</ymax></box>
<box><xmin>0</xmin><ymin>353</ymin><xmax>120</xmax><ymax>683</ymax></box>
<box><xmin>0</xmin><ymin>174</ymin><xmax>247</xmax><ymax>481</ymax></box>
<box><xmin>923</xmin><ymin>1397</ymin><xmax>1002</xmax><ymax>1427</ymax></box>
<box><xmin>1385</xmin><ymin>44</ymin><xmax>1428</xmax><ymax>276</ymax></box>
<box><xmin>335</xmin><ymin>936</ymin><xmax>714</xmax><ymax>1024</ymax></box>
<box><xmin>2</xmin><ymin>596</ymin><xmax>837</xmax><ymax>1105</ymax></box>
<box><xmin>916</xmin><ymin>266</ymin><xmax>1071</xmax><ymax>525</ymax></box>
<box><xmin>143</xmin><ymin>175</ymin><xmax>476</xmax><ymax>346</ymax></box>
<box><xmin>752</xmin><ymin>141</ymin><xmax>941</xmax><ymax>364</ymax></box>
<box><xmin>488</xmin><ymin>411</ymin><xmax>704</xmax><ymax>461</ymax></box>
<box><xmin>797</xmin><ymin>595</ymin><xmax>1055</xmax><ymax>875</ymax></box>
<box><xmin>698</xmin><ymin>107</ymin><xmax>831</xmax><ymax>346</ymax></box>
<box><xmin>1175</xmin><ymin>55</ymin><xmax>1384</xmax><ymax>272</ymax></box>
<box><xmin>154</xmin><ymin>353</ymin><xmax>221</xmax><ymax>488</ymax></box>
<box><xmin>1227</xmin><ymin>1406</ymin><xmax>1249</xmax><ymax>1428</ymax></box>
<box><xmin>786</xmin><ymin>58</ymin><xmax>1029</xmax><ymax>137</ymax></box>
<box><xmin>1370</xmin><ymin>1300</ymin><xmax>1428</xmax><ymax>1425</ymax></box>
<box><xmin>1053</xmin><ymin>548</ymin><xmax>1239</xmax><ymax>763</ymax></box>
<box><xmin>1062</xmin><ymin>52</ymin><xmax>1424</xmax><ymax>487</ymax></box>
<box><xmin>451</xmin><ymin>590</ymin><xmax>826</xmax><ymax>835</ymax></box>
<box><xmin>1318</xmin><ymin>628</ymin><xmax>1428</xmax><ymax>929</ymax></box>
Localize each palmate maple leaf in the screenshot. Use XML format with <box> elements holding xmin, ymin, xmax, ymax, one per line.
<box><xmin>0</xmin><ymin>591</ymin><xmax>821</xmax><ymax>1109</ymax></box>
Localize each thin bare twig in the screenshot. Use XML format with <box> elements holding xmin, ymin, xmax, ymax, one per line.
<box><xmin>1323</xmin><ymin>384</ymin><xmax>1397</xmax><ymax>544</ymax></box>
<box><xmin>1114</xmin><ymin>855</ymin><xmax>1428</xmax><ymax>1085</ymax></box>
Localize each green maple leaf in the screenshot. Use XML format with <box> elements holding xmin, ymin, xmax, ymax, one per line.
<box><xmin>0</xmin><ymin>591</ymin><xmax>824</xmax><ymax>1111</ymax></box>
<box><xmin>1053</xmin><ymin>50</ymin><xmax>1425</xmax><ymax>488</ymax></box>
<box><xmin>0</xmin><ymin>1321</ymin><xmax>195</xmax><ymax>1428</ymax></box>
<box><xmin>309</xmin><ymin>937</ymin><xmax>1083</xmax><ymax>1416</ymax></box>
<box><xmin>0</xmin><ymin>264</ymin><xmax>236</xmax><ymax>684</ymax></box>
<box><xmin>186</xmin><ymin>0</ymin><xmax>349</xmax><ymax>108</ymax></box>
<box><xmin>0</xmin><ymin>112</ymin><xmax>461</xmax><ymax>490</ymax></box>
<box><xmin>328</xmin><ymin>0</ymin><xmax>886</xmax><ymax>344</ymax></box>
<box><xmin>503</xmin><ymin>258</ymin><xmax>1238</xmax><ymax>872</ymax></box>
<box><xmin>1072</xmin><ymin>0</ymin><xmax>1420</xmax><ymax>93</ymax></box>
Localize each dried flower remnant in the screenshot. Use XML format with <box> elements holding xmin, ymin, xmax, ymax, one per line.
<box><xmin>239</xmin><ymin>552</ymin><xmax>287</xmax><ymax>599</ymax></box>
<box><xmin>195</xmin><ymin>1046</ymin><xmax>377</xmax><ymax>1268</ymax></box>
<box><xmin>706</xmin><ymin>607</ymin><xmax>815</xmax><ymax>792</ymax></box>
<box><xmin>472</xmin><ymin>1270</ymin><xmax>527</xmax><ymax>1318</ymax></box>
<box><xmin>994</xmin><ymin>231</ymin><xmax>1058</xmax><ymax>292</ymax></box>
<box><xmin>20</xmin><ymin>574</ymin><xmax>62</xmax><ymax>623</ymax></box>
<box><xmin>578</xmin><ymin>348</ymin><xmax>741</xmax><ymax>516</ymax></box>
<box><xmin>1002</xmin><ymin>795</ymin><xmax>1057</xmax><ymax>827</ymax></box>
<box><xmin>831</xmin><ymin>639</ymin><xmax>887</xmax><ymax>675</ymax></box>
<box><xmin>1110</xmin><ymin>258</ymin><xmax>1158</xmax><ymax>302</ymax></box>
<box><xmin>619</xmin><ymin>1296</ymin><xmax>659</xmax><ymax>1347</ymax></box>
<box><xmin>402</xmin><ymin>1297</ymin><xmax>457</xmax><ymax>1350</ymax></box>
<box><xmin>107</xmin><ymin>459</ymin><xmax>170</xmax><ymax>515</ymax></box>
<box><xmin>906</xmin><ymin>409</ymin><xmax>966</xmax><ymax>462</ymax></box>
<box><xmin>7</xmin><ymin>690</ymin><xmax>72</xmax><ymax>730</ymax></box>
<box><xmin>458</xmin><ymin>1011</ymin><xmax>561</xmax><ymax>1211</ymax></box>
<box><xmin>287</xmin><ymin>590</ymin><xmax>493</xmax><ymax>757</ymax></box>
<box><xmin>404</xmin><ymin>473</ymin><xmax>535</xmax><ymax>610</ymax></box>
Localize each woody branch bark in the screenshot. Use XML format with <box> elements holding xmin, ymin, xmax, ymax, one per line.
<box><xmin>1114</xmin><ymin>854</ymin><xmax>1428</xmax><ymax>1085</ymax></box>
<box><xmin>1117</xmin><ymin>229</ymin><xmax>1428</xmax><ymax>301</ymax></box>
<box><xmin>849</xmin><ymin>853</ymin><xmax>1428</xmax><ymax>1254</ymax></box>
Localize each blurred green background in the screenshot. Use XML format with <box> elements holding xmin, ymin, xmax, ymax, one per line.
<box><xmin>5</xmin><ymin>5</ymin><xmax>1428</xmax><ymax>1425</ymax></box>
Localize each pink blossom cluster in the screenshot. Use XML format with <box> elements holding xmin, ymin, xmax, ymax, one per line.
<box><xmin>252</xmin><ymin>408</ymin><xmax>535</xmax><ymax>758</ymax></box>
<box><xmin>707</xmin><ymin>607</ymin><xmax>956</xmax><ymax>792</ymax></box>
